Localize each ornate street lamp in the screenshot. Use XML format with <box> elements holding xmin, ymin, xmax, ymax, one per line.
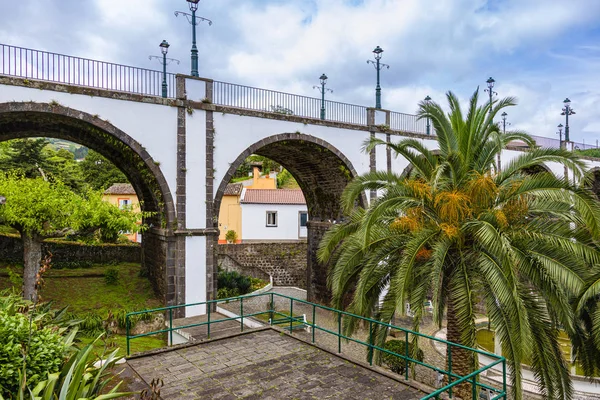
<box><xmin>501</xmin><ymin>111</ymin><xmax>510</xmax><ymax>135</ymax></box>
<box><xmin>313</xmin><ymin>74</ymin><xmax>333</xmax><ymax>120</ymax></box>
<box><xmin>148</xmin><ymin>40</ymin><xmax>180</xmax><ymax>98</ymax></box>
<box><xmin>424</xmin><ymin>95</ymin><xmax>432</xmax><ymax>135</ymax></box>
<box><xmin>485</xmin><ymin>77</ymin><xmax>497</xmax><ymax>121</ymax></box>
<box><xmin>367</xmin><ymin>46</ymin><xmax>390</xmax><ymax>109</ymax></box>
<box><xmin>557</xmin><ymin>123</ymin><xmax>564</xmax><ymax>148</ymax></box>
<box><xmin>175</xmin><ymin>0</ymin><xmax>212</xmax><ymax>77</ymax></box>
<box><xmin>561</xmin><ymin>98</ymin><xmax>576</xmax><ymax>142</ymax></box>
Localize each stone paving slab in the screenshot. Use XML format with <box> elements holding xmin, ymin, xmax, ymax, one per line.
<box><xmin>127</xmin><ymin>330</ymin><xmax>424</xmax><ymax>399</ymax></box>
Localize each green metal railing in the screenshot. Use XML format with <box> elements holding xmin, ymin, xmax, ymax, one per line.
<box><xmin>126</xmin><ymin>292</ymin><xmax>506</xmax><ymax>400</ymax></box>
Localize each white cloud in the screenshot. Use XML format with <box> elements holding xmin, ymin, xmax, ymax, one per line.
<box><xmin>1</xmin><ymin>0</ymin><xmax>599</xmax><ymax>143</ymax></box>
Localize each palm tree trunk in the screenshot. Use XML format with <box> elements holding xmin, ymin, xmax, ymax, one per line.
<box><xmin>22</xmin><ymin>232</ymin><xmax>42</xmax><ymax>302</ymax></box>
<box><xmin>447</xmin><ymin>295</ymin><xmax>475</xmax><ymax>399</ymax></box>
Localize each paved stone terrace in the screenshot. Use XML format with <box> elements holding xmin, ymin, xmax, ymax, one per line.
<box><xmin>127</xmin><ymin>329</ymin><xmax>424</xmax><ymax>399</ymax></box>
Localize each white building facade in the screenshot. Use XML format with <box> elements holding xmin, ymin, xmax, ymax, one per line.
<box><xmin>240</xmin><ymin>189</ymin><xmax>308</xmax><ymax>241</ymax></box>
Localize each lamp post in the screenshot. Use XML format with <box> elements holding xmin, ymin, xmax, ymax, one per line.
<box><xmin>557</xmin><ymin>123</ymin><xmax>564</xmax><ymax>149</ymax></box>
<box><xmin>149</xmin><ymin>40</ymin><xmax>180</xmax><ymax>98</ymax></box>
<box><xmin>313</xmin><ymin>74</ymin><xmax>333</xmax><ymax>120</ymax></box>
<box><xmin>367</xmin><ymin>46</ymin><xmax>389</xmax><ymax>109</ymax></box>
<box><xmin>561</xmin><ymin>98</ymin><xmax>576</xmax><ymax>143</ymax></box>
<box><xmin>501</xmin><ymin>111</ymin><xmax>510</xmax><ymax>135</ymax></box>
<box><xmin>485</xmin><ymin>77</ymin><xmax>497</xmax><ymax>121</ymax></box>
<box><xmin>175</xmin><ymin>0</ymin><xmax>212</xmax><ymax>77</ymax></box>
<box><xmin>424</xmin><ymin>95</ymin><xmax>432</xmax><ymax>135</ymax></box>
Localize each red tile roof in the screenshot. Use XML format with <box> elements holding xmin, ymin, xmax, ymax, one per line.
<box><xmin>103</xmin><ymin>183</ymin><xmax>136</xmax><ymax>195</ymax></box>
<box><xmin>241</xmin><ymin>189</ymin><xmax>306</xmax><ymax>205</ymax></box>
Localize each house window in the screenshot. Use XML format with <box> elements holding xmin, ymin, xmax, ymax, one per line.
<box><xmin>266</xmin><ymin>211</ymin><xmax>277</xmax><ymax>227</ymax></box>
<box><xmin>299</xmin><ymin>212</ymin><xmax>308</xmax><ymax>227</ymax></box>
<box><xmin>118</xmin><ymin>198</ymin><xmax>131</xmax><ymax>209</ymax></box>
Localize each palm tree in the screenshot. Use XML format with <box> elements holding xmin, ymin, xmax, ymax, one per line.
<box><xmin>318</xmin><ymin>89</ymin><xmax>600</xmax><ymax>399</ymax></box>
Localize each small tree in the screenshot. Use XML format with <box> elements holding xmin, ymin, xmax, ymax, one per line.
<box><xmin>0</xmin><ymin>175</ymin><xmax>141</xmax><ymax>301</ymax></box>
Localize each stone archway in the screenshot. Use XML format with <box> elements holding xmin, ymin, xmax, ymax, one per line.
<box><xmin>0</xmin><ymin>102</ymin><xmax>179</xmax><ymax>305</ymax></box>
<box><xmin>214</xmin><ymin>133</ymin><xmax>365</xmax><ymax>303</ymax></box>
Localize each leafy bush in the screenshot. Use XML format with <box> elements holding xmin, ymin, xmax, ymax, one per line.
<box><xmin>79</xmin><ymin>312</ymin><xmax>104</xmax><ymax>335</ymax></box>
<box><xmin>217</xmin><ymin>270</ymin><xmax>251</xmax><ymax>299</ymax></box>
<box><xmin>113</xmin><ymin>308</ymin><xmax>149</xmax><ymax>330</ymax></box>
<box><xmin>225</xmin><ymin>230</ymin><xmax>238</xmax><ymax>243</ymax></box>
<box><xmin>104</xmin><ymin>267</ymin><xmax>120</xmax><ymax>285</ymax></box>
<box><xmin>0</xmin><ymin>308</ymin><xmax>67</xmax><ymax>395</ymax></box>
<box><xmin>13</xmin><ymin>335</ymin><xmax>131</xmax><ymax>399</ymax></box>
<box><xmin>381</xmin><ymin>339</ymin><xmax>424</xmax><ymax>375</ymax></box>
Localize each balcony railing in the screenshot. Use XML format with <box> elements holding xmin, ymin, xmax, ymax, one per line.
<box><xmin>126</xmin><ymin>292</ymin><xmax>507</xmax><ymax>400</ymax></box>
<box><xmin>1</xmin><ymin>43</ymin><xmax>593</xmax><ymax>152</ymax></box>
<box><xmin>0</xmin><ymin>43</ymin><xmax>176</xmax><ymax>98</ymax></box>
<box><xmin>213</xmin><ymin>80</ymin><xmax>368</xmax><ymax>125</ymax></box>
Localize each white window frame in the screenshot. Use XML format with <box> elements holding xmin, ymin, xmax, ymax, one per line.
<box><xmin>118</xmin><ymin>198</ymin><xmax>131</xmax><ymax>209</ymax></box>
<box><xmin>266</xmin><ymin>211</ymin><xmax>278</xmax><ymax>227</ymax></box>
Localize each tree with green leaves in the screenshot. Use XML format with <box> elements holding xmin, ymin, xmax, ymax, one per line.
<box><xmin>318</xmin><ymin>90</ymin><xmax>600</xmax><ymax>399</ymax></box>
<box><xmin>77</xmin><ymin>150</ymin><xmax>128</xmax><ymax>191</ymax></box>
<box><xmin>0</xmin><ymin>138</ymin><xmax>55</xmax><ymax>179</ymax></box>
<box><xmin>0</xmin><ymin>139</ymin><xmax>85</xmax><ymax>192</ymax></box>
<box><xmin>0</xmin><ymin>175</ymin><xmax>142</xmax><ymax>302</ymax></box>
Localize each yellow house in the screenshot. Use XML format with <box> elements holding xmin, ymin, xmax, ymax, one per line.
<box><xmin>218</xmin><ymin>183</ymin><xmax>243</xmax><ymax>244</ymax></box>
<box><xmin>245</xmin><ymin>164</ymin><xmax>277</xmax><ymax>189</ymax></box>
<box><xmin>102</xmin><ymin>183</ymin><xmax>140</xmax><ymax>242</ymax></box>
<box><xmin>218</xmin><ymin>165</ymin><xmax>277</xmax><ymax>243</ymax></box>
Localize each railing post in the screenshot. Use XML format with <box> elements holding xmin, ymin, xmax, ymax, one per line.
<box><xmin>472</xmin><ymin>376</ymin><xmax>477</xmax><ymax>400</ymax></box>
<box><xmin>312</xmin><ymin>304</ymin><xmax>316</xmax><ymax>343</ymax></box>
<box><xmin>126</xmin><ymin>314</ymin><xmax>130</xmax><ymax>357</ymax></box>
<box><xmin>169</xmin><ymin>308</ymin><xmax>173</xmax><ymax>346</ymax></box>
<box><xmin>338</xmin><ymin>312</ymin><xmax>342</xmax><ymax>353</ymax></box>
<box><xmin>448</xmin><ymin>345</ymin><xmax>453</xmax><ymax>398</ymax></box>
<box><xmin>207</xmin><ymin>301</ymin><xmax>211</xmax><ymax>339</ymax></box>
<box><xmin>405</xmin><ymin>331</ymin><xmax>409</xmax><ymax>381</ymax></box>
<box><xmin>240</xmin><ymin>297</ymin><xmax>244</xmax><ymax>332</ymax></box>
<box><xmin>289</xmin><ymin>298</ymin><xmax>294</xmax><ymax>333</ymax></box>
<box><xmin>368</xmin><ymin>321</ymin><xmax>373</xmax><ymax>365</ymax></box>
<box><xmin>269</xmin><ymin>293</ymin><xmax>274</xmax><ymax>324</ymax></box>
<box><xmin>502</xmin><ymin>359</ymin><xmax>506</xmax><ymax>398</ymax></box>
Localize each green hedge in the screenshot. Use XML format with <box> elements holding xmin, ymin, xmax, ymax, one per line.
<box><xmin>381</xmin><ymin>339</ymin><xmax>424</xmax><ymax>375</ymax></box>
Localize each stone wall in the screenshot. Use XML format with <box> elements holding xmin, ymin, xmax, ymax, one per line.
<box><xmin>0</xmin><ymin>234</ymin><xmax>140</xmax><ymax>264</ymax></box>
<box><xmin>217</xmin><ymin>242</ymin><xmax>307</xmax><ymax>288</ymax></box>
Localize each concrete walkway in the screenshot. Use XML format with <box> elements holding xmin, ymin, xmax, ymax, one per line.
<box><xmin>127</xmin><ymin>330</ymin><xmax>424</xmax><ymax>399</ymax></box>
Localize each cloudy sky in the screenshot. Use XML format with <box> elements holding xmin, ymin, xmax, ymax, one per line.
<box><xmin>2</xmin><ymin>0</ymin><xmax>600</xmax><ymax>145</ymax></box>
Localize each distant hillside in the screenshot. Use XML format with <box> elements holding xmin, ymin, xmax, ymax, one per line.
<box><xmin>46</xmin><ymin>138</ymin><xmax>88</xmax><ymax>160</ymax></box>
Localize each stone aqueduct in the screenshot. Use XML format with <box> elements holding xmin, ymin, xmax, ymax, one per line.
<box><xmin>1</xmin><ymin>74</ymin><xmax>600</xmax><ymax>317</ymax></box>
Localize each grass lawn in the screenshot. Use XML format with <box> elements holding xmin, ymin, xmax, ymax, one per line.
<box><xmin>253</xmin><ymin>310</ymin><xmax>310</xmax><ymax>328</ymax></box>
<box><xmin>78</xmin><ymin>333</ymin><xmax>166</xmax><ymax>358</ymax></box>
<box><xmin>0</xmin><ymin>262</ymin><xmax>166</xmax><ymax>357</ymax></box>
<box><xmin>0</xmin><ymin>262</ymin><xmax>161</xmax><ymax>314</ymax></box>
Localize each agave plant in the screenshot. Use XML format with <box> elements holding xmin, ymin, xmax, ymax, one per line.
<box><xmin>318</xmin><ymin>89</ymin><xmax>600</xmax><ymax>399</ymax></box>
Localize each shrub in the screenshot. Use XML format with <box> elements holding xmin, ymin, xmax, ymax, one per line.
<box><xmin>13</xmin><ymin>335</ymin><xmax>130</xmax><ymax>399</ymax></box>
<box><xmin>381</xmin><ymin>339</ymin><xmax>424</xmax><ymax>375</ymax></box>
<box><xmin>79</xmin><ymin>312</ymin><xmax>104</xmax><ymax>335</ymax></box>
<box><xmin>113</xmin><ymin>308</ymin><xmax>145</xmax><ymax>330</ymax></box>
<box><xmin>217</xmin><ymin>269</ymin><xmax>251</xmax><ymax>298</ymax></box>
<box><xmin>0</xmin><ymin>310</ymin><xmax>67</xmax><ymax>396</ymax></box>
<box><xmin>104</xmin><ymin>267</ymin><xmax>120</xmax><ymax>285</ymax></box>
<box><xmin>225</xmin><ymin>230</ymin><xmax>238</xmax><ymax>243</ymax></box>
